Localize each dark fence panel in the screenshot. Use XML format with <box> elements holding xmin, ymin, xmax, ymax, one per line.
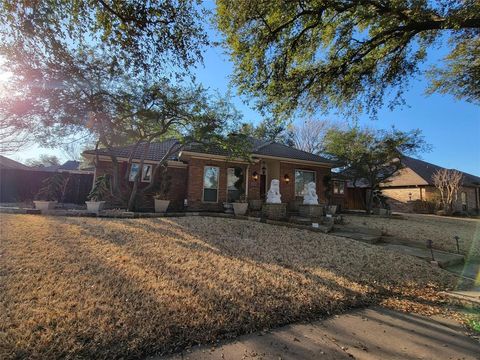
<box><xmin>0</xmin><ymin>169</ymin><xmax>94</xmax><ymax>204</ymax></box>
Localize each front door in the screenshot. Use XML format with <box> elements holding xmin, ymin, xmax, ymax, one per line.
<box><xmin>260</xmin><ymin>174</ymin><xmax>266</xmax><ymax>200</ymax></box>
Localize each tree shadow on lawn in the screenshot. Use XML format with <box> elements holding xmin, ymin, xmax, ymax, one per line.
<box><xmin>5</xmin><ymin>215</ymin><xmax>466</xmax><ymax>359</ymax></box>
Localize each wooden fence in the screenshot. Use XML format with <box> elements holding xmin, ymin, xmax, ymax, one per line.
<box><xmin>0</xmin><ymin>169</ymin><xmax>94</xmax><ymax>204</ymax></box>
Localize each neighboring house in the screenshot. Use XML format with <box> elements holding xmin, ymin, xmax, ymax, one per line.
<box><xmin>0</xmin><ymin>155</ymin><xmax>30</xmax><ymax>170</ymax></box>
<box><xmin>82</xmin><ymin>138</ymin><xmax>342</xmax><ymax>211</ymax></box>
<box><xmin>380</xmin><ymin>156</ymin><xmax>480</xmax><ymax>213</ymax></box>
<box><xmin>35</xmin><ymin>160</ymin><xmax>94</xmax><ymax>174</ymax></box>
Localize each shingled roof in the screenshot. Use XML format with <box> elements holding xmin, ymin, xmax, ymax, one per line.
<box><xmin>83</xmin><ymin>139</ymin><xmax>181</xmax><ymax>162</ymax></box>
<box><xmin>83</xmin><ymin>137</ymin><xmax>335</xmax><ymax>165</ymax></box>
<box><xmin>403</xmin><ymin>156</ymin><xmax>480</xmax><ymax>187</ymax></box>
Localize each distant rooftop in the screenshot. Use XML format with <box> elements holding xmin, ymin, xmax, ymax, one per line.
<box><xmin>0</xmin><ymin>155</ymin><xmax>30</xmax><ymax>170</ymax></box>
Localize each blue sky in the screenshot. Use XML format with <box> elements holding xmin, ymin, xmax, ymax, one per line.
<box><xmin>12</xmin><ymin>7</ymin><xmax>480</xmax><ymax>175</ymax></box>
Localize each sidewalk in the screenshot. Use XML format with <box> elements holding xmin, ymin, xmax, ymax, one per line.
<box><xmin>154</xmin><ymin>307</ymin><xmax>480</xmax><ymax>360</ymax></box>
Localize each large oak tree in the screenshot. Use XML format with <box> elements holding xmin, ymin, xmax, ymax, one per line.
<box><xmin>217</xmin><ymin>0</ymin><xmax>480</xmax><ymax>118</ymax></box>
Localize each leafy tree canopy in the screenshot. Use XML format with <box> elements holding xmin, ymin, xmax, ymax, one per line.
<box><xmin>217</xmin><ymin>0</ymin><xmax>480</xmax><ymax>119</ymax></box>
<box><xmin>0</xmin><ymin>0</ymin><xmax>207</xmax><ymax>77</ymax></box>
<box><xmin>323</xmin><ymin>126</ymin><xmax>428</xmax><ymax>212</ymax></box>
<box><xmin>25</xmin><ymin>154</ymin><xmax>61</xmax><ymax>167</ymax></box>
<box><xmin>0</xmin><ymin>0</ymin><xmax>209</xmax><ymax>148</ymax></box>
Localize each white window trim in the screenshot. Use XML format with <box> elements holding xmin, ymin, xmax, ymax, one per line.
<box><xmin>141</xmin><ymin>164</ymin><xmax>153</xmax><ymax>183</ymax></box>
<box><xmin>129</xmin><ymin>163</ymin><xmax>153</xmax><ymax>183</ymax></box>
<box><xmin>227</xmin><ymin>167</ymin><xmax>241</xmax><ymax>202</ymax></box>
<box><xmin>202</xmin><ymin>166</ymin><xmax>220</xmax><ymax>203</ymax></box>
<box><xmin>294</xmin><ymin>169</ymin><xmax>316</xmax><ymax>196</ymax></box>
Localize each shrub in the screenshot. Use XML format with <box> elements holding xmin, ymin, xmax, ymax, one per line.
<box><xmin>35</xmin><ymin>173</ymin><xmax>70</xmax><ymax>202</ymax></box>
<box><xmin>412</xmin><ymin>200</ymin><xmax>438</xmax><ymax>214</ymax></box>
<box><xmin>87</xmin><ymin>175</ymin><xmax>110</xmax><ymax>202</ymax></box>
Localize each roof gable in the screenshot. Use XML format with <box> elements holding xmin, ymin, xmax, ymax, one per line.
<box><xmin>403</xmin><ymin>156</ymin><xmax>480</xmax><ymax>187</ymax></box>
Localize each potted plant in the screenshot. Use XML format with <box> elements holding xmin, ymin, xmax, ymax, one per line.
<box><xmin>232</xmin><ymin>195</ymin><xmax>248</xmax><ymax>216</ymax></box>
<box><xmin>86</xmin><ymin>175</ymin><xmax>109</xmax><ymax>214</ymax></box>
<box><xmin>34</xmin><ymin>173</ymin><xmax>67</xmax><ymax>212</ymax></box>
<box><xmin>154</xmin><ymin>166</ymin><xmax>171</xmax><ymax>213</ymax></box>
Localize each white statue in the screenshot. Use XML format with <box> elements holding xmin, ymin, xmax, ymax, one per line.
<box><xmin>303</xmin><ymin>181</ymin><xmax>319</xmax><ymax>205</ymax></box>
<box><xmin>266</xmin><ymin>179</ymin><xmax>282</xmax><ymax>204</ymax></box>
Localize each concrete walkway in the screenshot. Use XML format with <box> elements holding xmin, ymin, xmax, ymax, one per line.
<box><xmin>381</xmin><ymin>244</ymin><xmax>465</xmax><ymax>267</ymax></box>
<box><xmin>155</xmin><ymin>307</ymin><xmax>479</xmax><ymax>360</ymax></box>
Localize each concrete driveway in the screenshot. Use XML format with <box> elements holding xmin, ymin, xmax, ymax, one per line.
<box><xmin>155</xmin><ymin>307</ymin><xmax>480</xmax><ymax>360</ymax></box>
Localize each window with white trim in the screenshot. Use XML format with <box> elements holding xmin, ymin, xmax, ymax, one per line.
<box><xmin>129</xmin><ymin>163</ymin><xmax>153</xmax><ymax>183</ymax></box>
<box><xmin>294</xmin><ymin>169</ymin><xmax>316</xmax><ymax>196</ymax></box>
<box><xmin>203</xmin><ymin>166</ymin><xmax>219</xmax><ymax>202</ymax></box>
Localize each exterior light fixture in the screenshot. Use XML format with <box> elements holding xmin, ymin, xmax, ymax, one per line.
<box><xmin>261</xmin><ymin>166</ymin><xmax>266</xmax><ymax>175</ymax></box>
<box><xmin>284</xmin><ymin>174</ymin><xmax>290</xmax><ymax>183</ymax></box>
<box><xmin>408</xmin><ymin>192</ymin><xmax>412</xmax><ymax>201</ymax></box>
<box><xmin>252</xmin><ymin>171</ymin><xmax>259</xmax><ymax>181</ymax></box>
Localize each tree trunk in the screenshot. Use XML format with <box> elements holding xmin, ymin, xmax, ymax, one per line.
<box><xmin>127</xmin><ymin>142</ymin><xmax>151</xmax><ymax>211</ymax></box>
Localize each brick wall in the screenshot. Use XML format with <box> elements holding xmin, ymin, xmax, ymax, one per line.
<box><xmin>380</xmin><ymin>187</ymin><xmax>422</xmax><ymax>213</ymax></box>
<box><xmin>381</xmin><ymin>185</ymin><xmax>479</xmax><ymax>213</ymax></box>
<box><xmin>95</xmin><ymin>160</ymin><xmax>187</xmax><ymax>211</ymax></box>
<box><xmin>186</xmin><ymin>158</ymin><xmax>248</xmax><ymax>211</ymax></box>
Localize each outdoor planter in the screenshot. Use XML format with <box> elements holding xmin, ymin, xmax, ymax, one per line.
<box><xmin>33</xmin><ymin>201</ymin><xmax>57</xmax><ymax>212</ymax></box>
<box><xmin>298</xmin><ymin>204</ymin><xmax>324</xmax><ymax>218</ymax></box>
<box><xmin>262</xmin><ymin>203</ymin><xmax>287</xmax><ymax>220</ymax></box>
<box><xmin>154</xmin><ymin>199</ymin><xmax>170</xmax><ymax>213</ymax></box>
<box><xmin>248</xmin><ymin>199</ymin><xmax>263</xmax><ymax>211</ymax></box>
<box><xmin>326</xmin><ymin>205</ymin><xmax>338</xmax><ymax>215</ymax></box>
<box><xmin>85</xmin><ymin>201</ymin><xmax>106</xmax><ymax>214</ymax></box>
<box><xmin>232</xmin><ymin>202</ymin><xmax>248</xmax><ymax>216</ymax></box>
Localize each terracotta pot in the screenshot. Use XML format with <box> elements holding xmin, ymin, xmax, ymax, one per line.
<box><xmin>232</xmin><ymin>202</ymin><xmax>248</xmax><ymax>216</ymax></box>
<box><xmin>33</xmin><ymin>201</ymin><xmax>57</xmax><ymax>212</ymax></box>
<box><xmin>85</xmin><ymin>201</ymin><xmax>106</xmax><ymax>214</ymax></box>
<box><xmin>154</xmin><ymin>199</ymin><xmax>170</xmax><ymax>213</ymax></box>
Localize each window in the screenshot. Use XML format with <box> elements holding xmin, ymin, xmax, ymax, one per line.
<box><xmin>461</xmin><ymin>191</ymin><xmax>467</xmax><ymax>210</ymax></box>
<box><xmin>294</xmin><ymin>169</ymin><xmax>316</xmax><ymax>196</ymax></box>
<box><xmin>129</xmin><ymin>163</ymin><xmax>153</xmax><ymax>183</ymax></box>
<box><xmin>141</xmin><ymin>164</ymin><xmax>152</xmax><ymax>182</ymax></box>
<box><xmin>227</xmin><ymin>167</ymin><xmax>244</xmax><ymax>202</ymax></box>
<box><xmin>203</xmin><ymin>166</ymin><xmax>219</xmax><ymax>202</ymax></box>
<box><xmin>333</xmin><ymin>180</ymin><xmax>345</xmax><ymax>195</ymax></box>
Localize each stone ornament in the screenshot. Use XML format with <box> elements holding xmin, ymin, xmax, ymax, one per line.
<box><xmin>266</xmin><ymin>179</ymin><xmax>282</xmax><ymax>204</ymax></box>
<box><xmin>303</xmin><ymin>181</ymin><xmax>319</xmax><ymax>205</ymax></box>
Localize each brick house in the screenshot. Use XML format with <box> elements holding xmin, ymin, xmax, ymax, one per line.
<box><xmin>83</xmin><ymin>138</ymin><xmax>343</xmax><ymax>211</ymax></box>
<box><xmin>379</xmin><ymin>156</ymin><xmax>480</xmax><ymax>213</ymax></box>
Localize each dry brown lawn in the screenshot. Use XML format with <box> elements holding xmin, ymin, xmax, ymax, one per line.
<box><xmin>0</xmin><ymin>214</ymin><xmax>467</xmax><ymax>359</ymax></box>
<box><xmin>343</xmin><ymin>214</ymin><xmax>480</xmax><ymax>258</ymax></box>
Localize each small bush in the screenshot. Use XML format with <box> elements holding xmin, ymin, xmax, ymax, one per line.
<box><xmin>411</xmin><ymin>200</ymin><xmax>438</xmax><ymax>214</ymax></box>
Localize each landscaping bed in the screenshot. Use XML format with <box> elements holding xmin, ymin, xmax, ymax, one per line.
<box><xmin>0</xmin><ymin>214</ymin><xmax>469</xmax><ymax>359</ymax></box>
<box><xmin>343</xmin><ymin>213</ymin><xmax>480</xmax><ymax>258</ymax></box>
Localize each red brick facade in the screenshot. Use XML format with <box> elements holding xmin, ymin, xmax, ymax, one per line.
<box><xmin>94</xmin><ymin>157</ymin><xmax>336</xmax><ymax>212</ymax></box>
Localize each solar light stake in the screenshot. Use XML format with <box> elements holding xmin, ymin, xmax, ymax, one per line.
<box><xmin>426</xmin><ymin>240</ymin><xmax>434</xmax><ymax>261</ymax></box>
<box><xmin>454</xmin><ymin>236</ymin><xmax>460</xmax><ymax>254</ymax></box>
